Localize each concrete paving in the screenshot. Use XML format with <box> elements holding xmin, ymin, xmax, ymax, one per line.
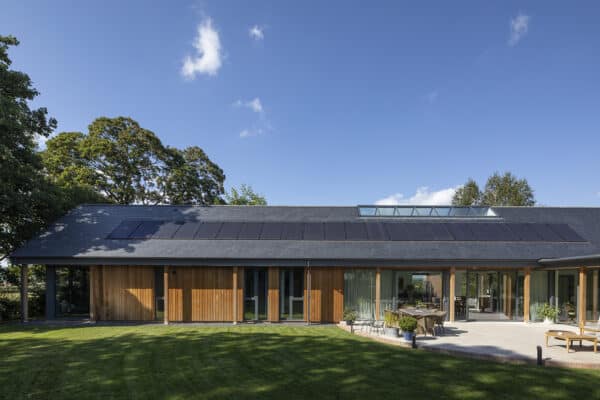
<box><xmin>347</xmin><ymin>321</ymin><xmax>600</xmax><ymax>369</ymax></box>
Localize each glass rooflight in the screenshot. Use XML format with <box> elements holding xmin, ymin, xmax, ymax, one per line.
<box><xmin>358</xmin><ymin>206</ymin><xmax>497</xmax><ymax>218</ymax></box>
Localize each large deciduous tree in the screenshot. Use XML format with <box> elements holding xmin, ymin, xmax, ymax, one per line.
<box><xmin>225</xmin><ymin>184</ymin><xmax>267</xmax><ymax>205</ymax></box>
<box><xmin>164</xmin><ymin>146</ymin><xmax>225</xmax><ymax>205</ymax></box>
<box><xmin>43</xmin><ymin>118</ymin><xmax>226</xmax><ymax>205</ymax></box>
<box><xmin>1</xmin><ymin>36</ymin><xmax>101</xmax><ymax>259</ymax></box>
<box><xmin>452</xmin><ymin>172</ymin><xmax>535</xmax><ymax>206</ymax></box>
<box><xmin>0</xmin><ymin>35</ymin><xmax>58</xmax><ymax>258</ymax></box>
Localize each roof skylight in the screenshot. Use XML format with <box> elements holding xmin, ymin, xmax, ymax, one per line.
<box><xmin>358</xmin><ymin>206</ymin><xmax>497</xmax><ymax>218</ymax></box>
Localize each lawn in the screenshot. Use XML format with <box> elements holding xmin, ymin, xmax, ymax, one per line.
<box><xmin>1</xmin><ymin>324</ymin><xmax>599</xmax><ymax>400</ymax></box>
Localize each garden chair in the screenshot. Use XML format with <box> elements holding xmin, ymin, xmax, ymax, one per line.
<box><xmin>433</xmin><ymin>311</ymin><xmax>447</xmax><ymax>335</ymax></box>
<box><xmin>370</xmin><ymin>320</ymin><xmax>384</xmax><ymax>335</ymax></box>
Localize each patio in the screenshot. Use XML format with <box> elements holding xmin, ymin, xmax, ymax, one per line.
<box><xmin>342</xmin><ymin>321</ymin><xmax>600</xmax><ymax>369</ymax></box>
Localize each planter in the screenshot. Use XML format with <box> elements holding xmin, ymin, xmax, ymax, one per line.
<box><xmin>402</xmin><ymin>331</ymin><xmax>415</xmax><ymax>342</ymax></box>
<box><xmin>383</xmin><ymin>327</ymin><xmax>399</xmax><ymax>337</ymax></box>
<box><xmin>543</xmin><ymin>317</ymin><xmax>554</xmax><ymax>325</ymax></box>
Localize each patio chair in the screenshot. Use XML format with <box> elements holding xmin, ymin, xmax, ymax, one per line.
<box><xmin>417</xmin><ymin>316</ymin><xmax>436</xmax><ymax>336</ymax></box>
<box><xmin>370</xmin><ymin>320</ymin><xmax>384</xmax><ymax>335</ymax></box>
<box><xmin>354</xmin><ymin>319</ymin><xmax>372</xmax><ymax>333</ymax></box>
<box><xmin>433</xmin><ymin>311</ymin><xmax>447</xmax><ymax>335</ymax></box>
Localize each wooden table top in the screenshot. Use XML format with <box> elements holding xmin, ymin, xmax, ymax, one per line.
<box><xmin>545</xmin><ymin>330</ymin><xmax>597</xmax><ymax>340</ymax></box>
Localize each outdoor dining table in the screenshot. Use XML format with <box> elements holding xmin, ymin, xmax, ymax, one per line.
<box><xmin>398</xmin><ymin>308</ymin><xmax>441</xmax><ymax>336</ymax></box>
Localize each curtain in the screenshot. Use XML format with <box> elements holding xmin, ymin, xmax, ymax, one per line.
<box><xmin>344</xmin><ymin>270</ymin><xmax>375</xmax><ymax>320</ymax></box>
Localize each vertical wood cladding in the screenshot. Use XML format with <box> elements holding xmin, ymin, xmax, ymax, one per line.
<box><xmin>304</xmin><ymin>268</ymin><xmax>344</xmax><ymax>323</ymax></box>
<box><xmin>268</xmin><ymin>267</ymin><xmax>280</xmax><ymax>322</ymax></box>
<box><xmin>90</xmin><ymin>266</ymin><xmax>155</xmax><ymax>321</ymax></box>
<box><xmin>168</xmin><ymin>267</ymin><xmax>239</xmax><ymax>322</ymax></box>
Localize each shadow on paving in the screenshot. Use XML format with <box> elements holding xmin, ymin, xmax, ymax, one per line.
<box><xmin>1</xmin><ymin>325</ymin><xmax>599</xmax><ymax>400</ymax></box>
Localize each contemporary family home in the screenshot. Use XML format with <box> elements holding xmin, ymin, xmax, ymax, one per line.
<box><xmin>9</xmin><ymin>204</ymin><xmax>600</xmax><ymax>326</ymax></box>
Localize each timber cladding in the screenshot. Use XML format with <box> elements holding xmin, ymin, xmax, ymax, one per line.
<box><xmin>168</xmin><ymin>267</ymin><xmax>242</xmax><ymax>322</ymax></box>
<box><xmin>90</xmin><ymin>266</ymin><xmax>155</xmax><ymax>321</ymax></box>
<box><xmin>267</xmin><ymin>267</ymin><xmax>279</xmax><ymax>322</ymax></box>
<box><xmin>304</xmin><ymin>268</ymin><xmax>344</xmax><ymax>323</ymax></box>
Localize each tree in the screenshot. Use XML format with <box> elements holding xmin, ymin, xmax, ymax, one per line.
<box><xmin>481</xmin><ymin>172</ymin><xmax>535</xmax><ymax>206</ymax></box>
<box><xmin>452</xmin><ymin>172</ymin><xmax>535</xmax><ymax>207</ymax></box>
<box><xmin>43</xmin><ymin>119</ymin><xmax>226</xmax><ymax>205</ymax></box>
<box><xmin>452</xmin><ymin>179</ymin><xmax>481</xmax><ymax>206</ymax></box>
<box><xmin>164</xmin><ymin>146</ymin><xmax>226</xmax><ymax>205</ymax></box>
<box><xmin>82</xmin><ymin>117</ymin><xmax>170</xmax><ymax>204</ymax></box>
<box><xmin>0</xmin><ymin>35</ymin><xmax>61</xmax><ymax>258</ymax></box>
<box><xmin>225</xmin><ymin>184</ymin><xmax>267</xmax><ymax>205</ymax></box>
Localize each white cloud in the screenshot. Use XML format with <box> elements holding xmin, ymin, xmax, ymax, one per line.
<box><xmin>508</xmin><ymin>13</ymin><xmax>530</xmax><ymax>46</ymax></box>
<box><xmin>375</xmin><ymin>186</ymin><xmax>459</xmax><ymax>206</ymax></box>
<box><xmin>239</xmin><ymin>128</ymin><xmax>264</xmax><ymax>138</ymax></box>
<box><xmin>234</xmin><ymin>97</ymin><xmax>263</xmax><ymax>113</ymax></box>
<box><xmin>234</xmin><ymin>97</ymin><xmax>271</xmax><ymax>138</ymax></box>
<box><xmin>249</xmin><ymin>25</ymin><xmax>264</xmax><ymax>40</ymax></box>
<box><xmin>181</xmin><ymin>18</ymin><xmax>222</xmax><ymax>79</ymax></box>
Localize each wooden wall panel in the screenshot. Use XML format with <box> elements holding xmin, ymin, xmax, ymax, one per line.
<box><xmin>449</xmin><ymin>267</ymin><xmax>455</xmax><ymax>322</ymax></box>
<box><xmin>523</xmin><ymin>267</ymin><xmax>531</xmax><ymax>322</ymax></box>
<box><xmin>91</xmin><ymin>266</ymin><xmax>155</xmax><ymax>321</ymax></box>
<box><xmin>268</xmin><ymin>267</ymin><xmax>279</xmax><ymax>322</ymax></box>
<box><xmin>304</xmin><ymin>268</ymin><xmax>344</xmax><ymax>323</ymax></box>
<box><xmin>237</xmin><ymin>268</ymin><xmax>244</xmax><ymax>322</ymax></box>
<box><xmin>168</xmin><ymin>267</ymin><xmax>235</xmax><ymax>322</ymax></box>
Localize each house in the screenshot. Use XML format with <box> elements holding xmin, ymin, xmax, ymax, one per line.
<box><xmin>9</xmin><ymin>204</ymin><xmax>600</xmax><ymax>325</ymax></box>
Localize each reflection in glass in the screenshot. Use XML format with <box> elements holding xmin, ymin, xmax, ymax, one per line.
<box><xmin>344</xmin><ymin>270</ymin><xmax>375</xmax><ymax>320</ymax></box>
<box><xmin>56</xmin><ymin>266</ymin><xmax>89</xmax><ymax>317</ymax></box>
<box><xmin>380</xmin><ymin>270</ymin><xmax>443</xmax><ymax>318</ymax></box>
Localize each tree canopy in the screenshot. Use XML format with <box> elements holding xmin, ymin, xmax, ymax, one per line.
<box><xmin>452</xmin><ymin>179</ymin><xmax>481</xmax><ymax>206</ymax></box>
<box><xmin>225</xmin><ymin>184</ymin><xmax>267</xmax><ymax>205</ymax></box>
<box><xmin>452</xmin><ymin>172</ymin><xmax>535</xmax><ymax>206</ymax></box>
<box><xmin>0</xmin><ymin>36</ymin><xmax>101</xmax><ymax>259</ymax></box>
<box><xmin>43</xmin><ymin>118</ymin><xmax>226</xmax><ymax>205</ymax></box>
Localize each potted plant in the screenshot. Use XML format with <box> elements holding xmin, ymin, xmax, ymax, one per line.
<box><xmin>342</xmin><ymin>309</ymin><xmax>358</xmax><ymax>326</ymax></box>
<box><xmin>398</xmin><ymin>315</ymin><xmax>418</xmax><ymax>342</ymax></box>
<box><xmin>383</xmin><ymin>311</ymin><xmax>399</xmax><ymax>337</ymax></box>
<box><xmin>536</xmin><ymin>303</ymin><xmax>559</xmax><ymax>324</ymax></box>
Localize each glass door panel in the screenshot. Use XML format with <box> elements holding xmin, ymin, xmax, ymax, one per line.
<box><xmin>244</xmin><ymin>268</ymin><xmax>268</xmax><ymax>321</ymax></box>
<box><xmin>280</xmin><ymin>269</ymin><xmax>304</xmax><ymax>320</ymax></box>
<box><xmin>466</xmin><ymin>271</ymin><xmax>516</xmax><ymax>321</ymax></box>
<box><xmin>454</xmin><ymin>271</ymin><xmax>467</xmax><ymax>321</ymax></box>
<box><xmin>556</xmin><ymin>270</ymin><xmax>577</xmax><ymax>322</ymax></box>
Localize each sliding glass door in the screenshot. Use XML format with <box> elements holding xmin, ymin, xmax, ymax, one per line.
<box><xmin>280</xmin><ymin>269</ymin><xmax>304</xmax><ymax>320</ymax></box>
<box><xmin>244</xmin><ymin>268</ymin><xmax>268</xmax><ymax>321</ymax></box>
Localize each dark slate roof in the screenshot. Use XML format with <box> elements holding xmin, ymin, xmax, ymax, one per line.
<box><xmin>9</xmin><ymin>204</ymin><xmax>600</xmax><ymax>267</ymax></box>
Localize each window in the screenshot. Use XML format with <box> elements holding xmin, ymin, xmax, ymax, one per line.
<box><xmin>344</xmin><ymin>270</ymin><xmax>375</xmax><ymax>320</ymax></box>
<box><xmin>358</xmin><ymin>206</ymin><xmax>497</xmax><ymax>218</ymax></box>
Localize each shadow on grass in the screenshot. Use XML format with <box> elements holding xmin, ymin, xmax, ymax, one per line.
<box><xmin>1</xmin><ymin>325</ymin><xmax>599</xmax><ymax>400</ymax></box>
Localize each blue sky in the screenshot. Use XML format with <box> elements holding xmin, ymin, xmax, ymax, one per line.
<box><xmin>3</xmin><ymin>1</ymin><xmax>600</xmax><ymax>206</ymax></box>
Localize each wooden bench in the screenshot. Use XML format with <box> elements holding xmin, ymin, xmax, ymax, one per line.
<box><xmin>545</xmin><ymin>330</ymin><xmax>598</xmax><ymax>353</ymax></box>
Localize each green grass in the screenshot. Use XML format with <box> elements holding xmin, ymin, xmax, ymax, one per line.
<box><xmin>1</xmin><ymin>324</ymin><xmax>599</xmax><ymax>400</ymax></box>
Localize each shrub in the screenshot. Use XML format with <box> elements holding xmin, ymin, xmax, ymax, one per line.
<box><xmin>342</xmin><ymin>309</ymin><xmax>358</xmax><ymax>322</ymax></box>
<box><xmin>0</xmin><ymin>294</ymin><xmax>20</xmax><ymax>321</ymax></box>
<box><xmin>536</xmin><ymin>303</ymin><xmax>559</xmax><ymax>321</ymax></box>
<box><xmin>384</xmin><ymin>311</ymin><xmax>399</xmax><ymax>328</ymax></box>
<box><xmin>398</xmin><ymin>316</ymin><xmax>418</xmax><ymax>333</ymax></box>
